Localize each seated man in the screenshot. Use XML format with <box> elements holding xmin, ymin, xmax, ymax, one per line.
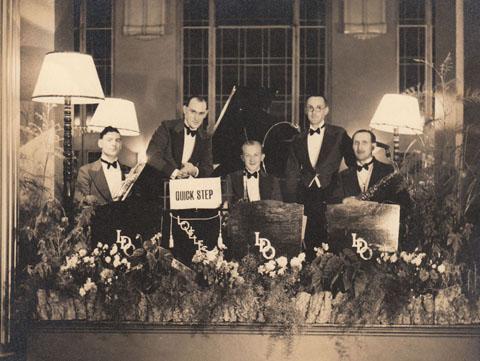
<box><xmin>75</xmin><ymin>126</ymin><xmax>130</xmax><ymax>205</ymax></box>
<box><xmin>224</xmin><ymin>140</ymin><xmax>282</xmax><ymax>206</ymax></box>
<box><xmin>331</xmin><ymin>129</ymin><xmax>396</xmax><ymax>203</ymax></box>
<box><xmin>330</xmin><ymin>129</ymin><xmax>412</xmax><ymax>252</ymax></box>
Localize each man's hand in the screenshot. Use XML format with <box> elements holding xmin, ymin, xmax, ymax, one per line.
<box><xmin>342</xmin><ymin>196</ymin><xmax>361</xmax><ymax>205</ymax></box>
<box><xmin>180</xmin><ymin>162</ymin><xmax>198</xmax><ymax>177</ymax></box>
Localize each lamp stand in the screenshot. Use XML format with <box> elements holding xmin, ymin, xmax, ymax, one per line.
<box><xmin>63</xmin><ymin>96</ymin><xmax>75</xmax><ymax>215</ymax></box>
<box><xmin>393</xmin><ymin>126</ymin><xmax>400</xmax><ymax>163</ymax></box>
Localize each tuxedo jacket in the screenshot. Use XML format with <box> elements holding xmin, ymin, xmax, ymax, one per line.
<box><xmin>285</xmin><ymin>124</ymin><xmax>356</xmax><ymax>202</ymax></box>
<box><xmin>331</xmin><ymin>158</ymin><xmax>396</xmax><ymax>203</ymax></box>
<box><xmin>224</xmin><ymin>169</ymin><xmax>283</xmax><ymax>204</ymax></box>
<box><xmin>74</xmin><ymin>159</ymin><xmax>129</xmax><ymax>205</ymax></box>
<box><xmin>146</xmin><ymin>118</ymin><xmax>213</xmax><ymax>179</ymax></box>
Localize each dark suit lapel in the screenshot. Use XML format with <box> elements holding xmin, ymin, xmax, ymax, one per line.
<box><xmin>298</xmin><ymin>132</ymin><xmax>313</xmax><ymax>171</ymax></box>
<box><xmin>347</xmin><ymin>168</ymin><xmax>362</xmax><ymax>195</ymax></box>
<box><xmin>89</xmin><ymin>160</ymin><xmax>112</xmax><ymax>202</ymax></box>
<box><xmin>171</xmin><ymin>120</ymin><xmax>184</xmax><ymax>166</ymax></box>
<box><xmin>259</xmin><ymin>171</ymin><xmax>271</xmax><ymax>200</ymax></box>
<box><xmin>368</xmin><ymin>159</ymin><xmax>385</xmax><ymax>189</ymax></box>
<box><xmin>232</xmin><ymin>171</ymin><xmax>245</xmax><ymax>200</ymax></box>
<box><xmin>316</xmin><ymin>125</ymin><xmax>335</xmax><ymax>169</ymax></box>
<box><xmin>190</xmin><ymin>127</ymin><xmax>206</xmax><ymax>165</ymax></box>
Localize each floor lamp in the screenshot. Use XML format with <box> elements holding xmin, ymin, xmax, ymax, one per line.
<box><xmin>32</xmin><ymin>52</ymin><xmax>105</xmax><ymax>213</ymax></box>
<box><xmin>370</xmin><ymin>94</ymin><xmax>424</xmax><ymax>163</ymax></box>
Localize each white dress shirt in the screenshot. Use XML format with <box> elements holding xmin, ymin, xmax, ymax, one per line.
<box><xmin>307</xmin><ymin>122</ymin><xmax>325</xmax><ymax>188</ymax></box>
<box><xmin>101</xmin><ymin>159</ymin><xmax>123</xmax><ymax>198</ymax></box>
<box><xmin>356</xmin><ymin>157</ymin><xmax>374</xmax><ymax>192</ymax></box>
<box><xmin>244</xmin><ymin>170</ymin><xmax>261</xmax><ymax>202</ymax></box>
<box><xmin>171</xmin><ymin>126</ymin><xmax>199</xmax><ymax>179</ymax></box>
<box><xmin>181</xmin><ymin>127</ymin><xmax>197</xmax><ymax>164</ymax></box>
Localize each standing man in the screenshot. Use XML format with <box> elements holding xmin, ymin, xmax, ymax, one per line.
<box><xmin>224</xmin><ymin>140</ymin><xmax>282</xmax><ymax>205</ymax></box>
<box><xmin>285</xmin><ymin>95</ymin><xmax>356</xmax><ymax>260</ymax></box>
<box><xmin>75</xmin><ymin>126</ymin><xmax>129</xmax><ymax>205</ymax></box>
<box><xmin>146</xmin><ymin>96</ymin><xmax>213</xmax><ymax>186</ymax></box>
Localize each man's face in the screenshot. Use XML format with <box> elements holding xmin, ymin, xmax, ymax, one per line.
<box><xmin>98</xmin><ymin>131</ymin><xmax>122</xmax><ymax>158</ymax></box>
<box><xmin>241</xmin><ymin>143</ymin><xmax>265</xmax><ymax>173</ymax></box>
<box><xmin>183</xmin><ymin>98</ymin><xmax>208</xmax><ymax>130</ymax></box>
<box><xmin>306</xmin><ymin>96</ymin><xmax>329</xmax><ymax>128</ymax></box>
<box><xmin>353</xmin><ymin>132</ymin><xmax>375</xmax><ymax>162</ymax></box>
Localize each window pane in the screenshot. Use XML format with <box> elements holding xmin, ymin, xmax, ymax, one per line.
<box><xmin>86</xmin><ymin>0</ymin><xmax>111</xmax><ymax>28</ymax></box>
<box><xmin>216</xmin><ymin>0</ymin><xmax>292</xmax><ymax>26</ymax></box>
<box><xmin>300</xmin><ymin>0</ymin><xmax>327</xmax><ymax>26</ymax></box>
<box><xmin>399</xmin><ymin>0</ymin><xmax>426</xmax><ymax>25</ymax></box>
<box><xmin>184</xmin><ymin>0</ymin><xmax>209</xmax><ymax>26</ymax></box>
<box><xmin>184</xmin><ymin>28</ymin><xmax>208</xmax><ymax>103</ymax></box>
<box><xmin>73</xmin><ymin>0</ymin><xmax>81</xmax><ymax>28</ymax></box>
<box><xmin>86</xmin><ymin>30</ymin><xmax>111</xmax><ymax>60</ymax></box>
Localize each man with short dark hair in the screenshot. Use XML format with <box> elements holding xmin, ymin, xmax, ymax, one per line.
<box><xmin>75</xmin><ymin>126</ymin><xmax>130</xmax><ymax>205</ymax></box>
<box><xmin>285</xmin><ymin>95</ymin><xmax>356</xmax><ymax>260</ymax></box>
<box><xmin>331</xmin><ymin>129</ymin><xmax>395</xmax><ymax>203</ymax></box>
<box><xmin>225</xmin><ymin>140</ymin><xmax>282</xmax><ymax>205</ymax></box>
<box><xmin>146</xmin><ymin>96</ymin><xmax>213</xmax><ymax>183</ymax></box>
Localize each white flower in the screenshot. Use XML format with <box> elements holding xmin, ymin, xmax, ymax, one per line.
<box><xmin>276</xmin><ymin>256</ymin><xmax>288</xmax><ymax>268</ymax></box>
<box><xmin>438</xmin><ymin>264</ymin><xmax>446</xmax><ymax>274</ymax></box>
<box><xmin>411</xmin><ymin>256</ymin><xmax>423</xmax><ymax>267</ymax></box>
<box><xmin>100</xmin><ymin>268</ymin><xmax>113</xmax><ymax>280</ymax></box>
<box><xmin>110</xmin><ymin>244</ymin><xmax>118</xmax><ymax>256</ymax></box>
<box><xmin>79</xmin><ymin>249</ymin><xmax>87</xmax><ymax>257</ymax></box>
<box><xmin>389</xmin><ymin>253</ymin><xmax>398</xmax><ymax>263</ymax></box>
<box><xmin>103</xmin><ymin>244</ymin><xmax>109</xmax><ymax>250</ymax></box>
<box><xmin>105</xmin><ymin>256</ymin><xmax>111</xmax><ymax>264</ymax></box>
<box><xmin>97</xmin><ymin>242</ymin><xmax>103</xmax><ymax>248</ymax></box>
<box><xmin>205</xmin><ymin>248</ymin><xmax>219</xmax><ymax>263</ymax></box>
<box><xmin>297</xmin><ymin>252</ymin><xmax>306</xmax><ymax>262</ymax></box>
<box><xmin>192</xmin><ymin>249</ymin><xmax>204</xmax><ymax>264</ymax></box>
<box><xmin>93</xmin><ymin>248</ymin><xmax>100</xmax><ymax>256</ymax></box>
<box><xmin>79</xmin><ymin>287</ymin><xmax>86</xmax><ymax>297</ymax></box>
<box><xmin>314</xmin><ymin>247</ymin><xmax>324</xmax><ymax>257</ymax></box>
<box><xmin>290</xmin><ymin>256</ymin><xmax>303</xmax><ymax>271</ymax></box>
<box><xmin>62</xmin><ymin>254</ymin><xmax>79</xmax><ymax>271</ymax></box>
<box><xmin>258</xmin><ymin>265</ymin><xmax>266</xmax><ymax>274</ymax></box>
<box><xmin>113</xmin><ymin>254</ymin><xmax>121</xmax><ymax>268</ymax></box>
<box><xmin>268</xmin><ymin>271</ymin><xmax>276</xmax><ymax>278</ymax></box>
<box><xmin>321</xmin><ymin>243</ymin><xmax>329</xmax><ymax>251</ymax></box>
<box><xmin>432</xmin><ymin>263</ymin><xmax>437</xmax><ymax>269</ymax></box>
<box><xmin>277</xmin><ymin>267</ymin><xmax>287</xmax><ymax>276</ymax></box>
<box><xmin>265</xmin><ymin>260</ymin><xmax>276</xmax><ymax>272</ymax></box>
<box><xmin>83</xmin><ymin>277</ymin><xmax>97</xmax><ymax>292</ymax></box>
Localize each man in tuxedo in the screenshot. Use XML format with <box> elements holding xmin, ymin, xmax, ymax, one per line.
<box><xmin>75</xmin><ymin>126</ymin><xmax>129</xmax><ymax>205</ymax></box>
<box><xmin>332</xmin><ymin>129</ymin><xmax>395</xmax><ymax>203</ymax></box>
<box><xmin>285</xmin><ymin>95</ymin><xmax>356</xmax><ymax>260</ymax></box>
<box><xmin>146</xmin><ymin>96</ymin><xmax>213</xmax><ymax>190</ymax></box>
<box><xmin>145</xmin><ymin>96</ymin><xmax>214</xmax><ymax>264</ymax></box>
<box><xmin>224</xmin><ymin>140</ymin><xmax>282</xmax><ymax>205</ymax></box>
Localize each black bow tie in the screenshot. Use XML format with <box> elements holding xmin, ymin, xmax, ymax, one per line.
<box><xmin>244</xmin><ymin>170</ymin><xmax>258</xmax><ymax>179</ymax></box>
<box><xmin>101</xmin><ymin>158</ymin><xmax>118</xmax><ymax>169</ymax></box>
<box><xmin>308</xmin><ymin>124</ymin><xmax>325</xmax><ymax>136</ymax></box>
<box><xmin>185</xmin><ymin>126</ymin><xmax>197</xmax><ymax>137</ymax></box>
<box><xmin>356</xmin><ymin>159</ymin><xmax>374</xmax><ymax>172</ymax></box>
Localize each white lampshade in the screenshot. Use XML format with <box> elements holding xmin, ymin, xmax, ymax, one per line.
<box><xmin>370</xmin><ymin>94</ymin><xmax>424</xmax><ymax>135</ymax></box>
<box><xmin>32</xmin><ymin>52</ymin><xmax>105</xmax><ymax>104</ymax></box>
<box><xmin>87</xmin><ymin>98</ymin><xmax>140</xmax><ymax>136</ymax></box>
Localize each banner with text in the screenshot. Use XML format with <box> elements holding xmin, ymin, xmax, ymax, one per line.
<box><xmin>169</xmin><ymin>177</ymin><xmax>222</xmax><ymax>210</ymax></box>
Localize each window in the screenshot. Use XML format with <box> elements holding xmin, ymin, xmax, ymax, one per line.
<box><xmin>73</xmin><ymin>0</ymin><xmax>113</xmax><ymax>165</ymax></box>
<box><xmin>183</xmin><ymin>0</ymin><xmax>327</xmax><ymax>130</ymax></box>
<box><xmin>398</xmin><ymin>0</ymin><xmax>434</xmax><ymax>111</ymax></box>
<box><xmin>74</xmin><ymin>0</ymin><xmax>113</xmax><ymax>96</ymax></box>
